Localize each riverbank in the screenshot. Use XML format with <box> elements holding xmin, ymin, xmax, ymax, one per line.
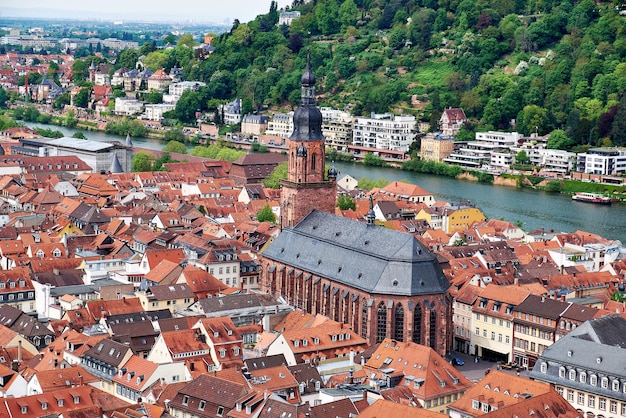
<box><xmin>11</xmin><ymin>107</ymin><xmax>625</xmax><ymax>202</ymax></box>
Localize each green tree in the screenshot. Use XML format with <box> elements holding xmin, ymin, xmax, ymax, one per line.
<box><xmin>358</xmin><ymin>178</ymin><xmax>390</xmax><ymax>190</ymax></box>
<box><xmin>363</xmin><ymin>152</ymin><xmax>385</xmax><ymax>167</ymax></box>
<box><xmin>388</xmin><ymin>27</ymin><xmax>405</xmax><ymax>50</ymax></box>
<box><xmin>0</xmin><ymin>86</ymin><xmax>8</xmax><ymax>108</ymax></box>
<box><xmin>131</xmin><ymin>151</ymin><xmax>155</xmax><ymax>172</ymax></box>
<box><xmin>177</xmin><ymin>34</ymin><xmax>195</xmax><ymax>48</ymax></box>
<box><xmin>64</xmin><ymin>109</ymin><xmax>78</xmax><ymax>128</ymax></box>
<box><xmin>163</xmin><ymin>140</ymin><xmax>187</xmax><ymax>154</ymax></box>
<box><xmin>315</xmin><ymin>0</ymin><xmax>341</xmax><ymax>35</ymax></box>
<box><xmin>263</xmin><ymin>162</ymin><xmax>288</xmax><ymax>189</ymax></box>
<box><xmin>144</xmin><ymin>90</ymin><xmax>163</xmax><ymax>104</ymax></box>
<box><xmin>72</xmin><ymin>132</ymin><xmax>87</xmax><ymax>139</ymax></box>
<box><xmin>257</xmin><ymin>204</ymin><xmax>277</xmax><ymax>223</ymax></box>
<box><xmin>142</xmin><ymin>51</ymin><xmax>168</xmax><ymax>71</ymax></box>
<box><xmin>517</xmin><ymin>105</ymin><xmax>550</xmax><ymax>136</ymax></box>
<box><xmin>74</xmin><ymin>88</ymin><xmax>90</xmax><ymax>108</ymax></box>
<box><xmin>53</xmin><ymin>92</ymin><xmax>70</xmax><ymax>110</ymax></box>
<box><xmin>162</xmin><ymin>34</ymin><xmax>177</xmax><ymax>45</ymax></box>
<box><xmin>515</xmin><ymin>150</ymin><xmax>530</xmax><ymax>164</ymax></box>
<box><xmin>163</xmin><ymin>128</ymin><xmax>186</xmax><ymax>142</ymax></box>
<box><xmin>547</xmin><ymin>129</ymin><xmax>575</xmax><ymax>150</ymax></box>
<box><xmin>117</xmin><ymin>49</ymin><xmax>139</xmax><ymax>69</ymax></box>
<box><xmin>610</xmin><ymin>94</ymin><xmax>626</xmax><ymax>146</ymax></box>
<box><xmin>338</xmin><ymin>0</ymin><xmax>358</xmax><ymax>28</ymax></box>
<box><xmin>337</xmin><ymin>195</ymin><xmax>356</xmax><ymax>210</ymax></box>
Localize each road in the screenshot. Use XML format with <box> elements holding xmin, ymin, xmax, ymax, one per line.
<box><xmin>449</xmin><ymin>351</ymin><xmax>531</xmax><ymax>383</ymax></box>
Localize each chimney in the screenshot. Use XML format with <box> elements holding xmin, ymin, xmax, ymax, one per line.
<box><xmin>17</xmin><ymin>340</ymin><xmax>22</xmax><ymax>363</ymax></box>
<box><xmin>78</xmin><ymin>372</ymin><xmax>83</xmax><ymax>386</ymax></box>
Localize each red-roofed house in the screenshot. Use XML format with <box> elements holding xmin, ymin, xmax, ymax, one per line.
<box><xmin>112</xmin><ymin>354</ymin><xmax>189</xmax><ymax>403</ymax></box>
<box><xmin>439</xmin><ymin>108</ymin><xmax>467</xmax><ymax>137</ymax></box>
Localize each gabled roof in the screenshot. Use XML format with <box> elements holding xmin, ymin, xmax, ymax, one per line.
<box><xmin>380</xmin><ymin>181</ymin><xmax>433</xmax><ymax>198</ymax></box>
<box><xmin>364</xmin><ymin>338</ymin><xmax>472</xmax><ymax>400</ymax></box>
<box><xmin>85</xmin><ymin>298</ymin><xmax>143</xmax><ymax>321</ymax></box>
<box><xmin>144</xmin><ymin>259</ymin><xmax>183</xmax><ymax>284</ymax></box>
<box><xmin>160</xmin><ymin>328</ymin><xmax>209</xmax><ymax>355</ymax></box>
<box><xmin>148</xmin><ymin>283</ymin><xmax>194</xmax><ymax>300</ymax></box>
<box><xmin>83</xmin><ymin>338</ymin><xmax>131</xmax><ymax>367</ymax></box>
<box><xmin>31</xmin><ymin>366</ymin><xmax>98</xmax><ymax>392</ymax></box>
<box><xmin>357</xmin><ymin>399</ymin><xmax>442</xmax><ymax>417</ymax></box>
<box><xmin>176</xmin><ymin>373</ymin><xmax>249</xmax><ymax>408</ymax></box>
<box><xmin>449</xmin><ymin>370</ymin><xmax>554</xmax><ymax>415</ymax></box>
<box><xmin>3</xmin><ymin>385</ymin><xmax>97</xmax><ymax>416</ymax></box>
<box><xmin>112</xmin><ymin>355</ymin><xmax>158</xmax><ymax>391</ymax></box>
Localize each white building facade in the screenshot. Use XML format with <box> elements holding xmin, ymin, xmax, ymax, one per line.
<box><xmin>352</xmin><ymin>113</ymin><xmax>417</xmax><ymax>152</ymax></box>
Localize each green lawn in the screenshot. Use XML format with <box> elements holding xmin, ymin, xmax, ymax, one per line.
<box><xmin>411</xmin><ymin>59</ymin><xmax>454</xmax><ymax>88</ymax></box>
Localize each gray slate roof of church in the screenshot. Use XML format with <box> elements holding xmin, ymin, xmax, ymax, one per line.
<box><xmin>263</xmin><ymin>210</ymin><xmax>449</xmax><ymax>296</ymax></box>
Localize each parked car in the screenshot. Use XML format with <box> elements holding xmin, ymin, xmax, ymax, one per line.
<box><xmin>445</xmin><ymin>353</ymin><xmax>464</xmax><ymax>366</ymax></box>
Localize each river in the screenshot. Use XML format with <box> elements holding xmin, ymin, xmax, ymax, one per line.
<box><xmin>25</xmin><ymin>123</ymin><xmax>170</xmax><ymax>151</ymax></box>
<box><xmin>332</xmin><ymin>161</ymin><xmax>626</xmax><ymax>243</ymax></box>
<box><xmin>24</xmin><ymin>123</ymin><xmax>626</xmax><ymax>243</ymax></box>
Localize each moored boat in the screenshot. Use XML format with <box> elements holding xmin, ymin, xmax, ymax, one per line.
<box><xmin>571</xmin><ymin>192</ymin><xmax>618</xmax><ymax>204</ymax></box>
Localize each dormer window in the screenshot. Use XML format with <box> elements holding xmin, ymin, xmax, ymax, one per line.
<box><xmin>57</xmin><ymin>398</ymin><xmax>64</xmax><ymax>407</ymax></box>
<box><xmin>199</xmin><ymin>400</ymin><xmax>206</xmax><ymax>411</ymax></box>
<box><xmin>220</xmin><ymin>349</ymin><xmax>226</xmax><ymax>358</ymax></box>
<box><xmin>182</xmin><ymin>395</ymin><xmax>189</xmax><ymax>406</ymax></box>
<box><xmin>294</xmin><ymin>340</ymin><xmax>299</xmax><ymax>348</ymax></box>
<box><xmin>20</xmin><ymin>405</ymin><xmax>27</xmax><ymax>414</ymax></box>
<box><xmin>313</xmin><ymin>337</ymin><xmax>319</xmax><ymax>344</ymax></box>
<box><xmin>40</xmin><ymin>401</ymin><xmax>47</xmax><ymax>410</ymax></box>
<box><xmin>302</xmin><ymin>339</ymin><xmax>308</xmax><ymax>346</ymax></box>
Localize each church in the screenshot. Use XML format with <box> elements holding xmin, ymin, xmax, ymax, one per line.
<box><xmin>259</xmin><ymin>58</ymin><xmax>452</xmax><ymax>354</ymax></box>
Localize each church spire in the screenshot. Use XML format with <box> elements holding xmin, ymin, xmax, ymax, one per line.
<box><xmin>280</xmin><ymin>56</ymin><xmax>336</xmax><ymax>229</ymax></box>
<box><xmin>289</xmin><ymin>52</ymin><xmax>323</xmax><ymax>142</ymax></box>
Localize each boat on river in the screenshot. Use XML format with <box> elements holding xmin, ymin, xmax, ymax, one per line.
<box><xmin>571</xmin><ymin>192</ymin><xmax>618</xmax><ymax>204</ymax></box>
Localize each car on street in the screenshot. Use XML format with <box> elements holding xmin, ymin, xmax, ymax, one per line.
<box><xmin>445</xmin><ymin>353</ymin><xmax>464</xmax><ymax>366</ymax></box>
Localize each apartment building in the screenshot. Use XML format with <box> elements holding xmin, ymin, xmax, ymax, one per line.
<box><xmin>419</xmin><ymin>133</ymin><xmax>455</xmax><ymax>162</ymax></box>
<box><xmin>471</xmin><ymin>284</ymin><xmax>530</xmax><ymax>363</ymax></box>
<box><xmin>265</xmin><ymin>112</ymin><xmax>294</xmax><ymax>138</ymax></box>
<box><xmin>444</xmin><ymin>131</ymin><xmax>523</xmax><ymax>170</ymax></box>
<box><xmin>320</xmin><ymin>107</ymin><xmax>353</xmax><ymax>151</ymax></box>
<box><xmin>352</xmin><ymin>113</ymin><xmax>417</xmax><ymax>152</ymax></box>
<box><xmin>577</xmin><ymin>147</ymin><xmax>626</xmax><ymax>176</ymax></box>
<box><xmin>529</xmin><ymin>315</ymin><xmax>626</xmax><ymax>418</ymax></box>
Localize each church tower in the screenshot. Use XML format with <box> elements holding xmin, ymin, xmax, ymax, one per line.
<box><xmin>280</xmin><ymin>56</ymin><xmax>337</xmax><ymax>229</ymax></box>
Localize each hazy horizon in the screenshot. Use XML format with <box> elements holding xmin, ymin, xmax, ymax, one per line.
<box><xmin>0</xmin><ymin>1</ymin><xmax>292</xmax><ymax>24</ymax></box>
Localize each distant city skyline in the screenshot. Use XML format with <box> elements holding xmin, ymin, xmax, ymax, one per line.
<box><xmin>0</xmin><ymin>0</ymin><xmax>292</xmax><ymax>24</ymax></box>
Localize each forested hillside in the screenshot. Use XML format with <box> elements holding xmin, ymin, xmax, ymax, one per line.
<box><xmin>127</xmin><ymin>0</ymin><xmax>626</xmax><ymax>149</ymax></box>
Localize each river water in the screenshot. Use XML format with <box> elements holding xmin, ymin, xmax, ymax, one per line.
<box><xmin>25</xmin><ymin>123</ymin><xmax>626</xmax><ymax>242</ymax></box>
<box><xmin>332</xmin><ymin>161</ymin><xmax>626</xmax><ymax>243</ymax></box>
<box><xmin>25</xmin><ymin>123</ymin><xmax>169</xmax><ymax>151</ymax></box>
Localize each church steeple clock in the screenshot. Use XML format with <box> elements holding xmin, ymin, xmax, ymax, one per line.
<box><xmin>280</xmin><ymin>55</ymin><xmax>337</xmax><ymax>229</ymax></box>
